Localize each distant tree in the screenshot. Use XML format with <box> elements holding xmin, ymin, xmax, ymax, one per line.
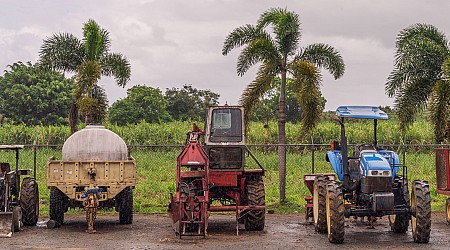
<box><xmin>38</xmin><ymin>19</ymin><xmax>131</xmax><ymax>132</ymax></box>
<box><xmin>223</xmin><ymin>8</ymin><xmax>344</xmax><ymax>201</ymax></box>
<box><xmin>165</xmin><ymin>84</ymin><xmax>219</xmax><ymax>121</ymax></box>
<box><xmin>0</xmin><ymin>62</ymin><xmax>73</xmax><ymax>125</ymax></box>
<box><xmin>108</xmin><ymin>85</ymin><xmax>171</xmax><ymax>125</ymax></box>
<box><xmin>386</xmin><ymin>23</ymin><xmax>450</xmax><ymax>142</ymax></box>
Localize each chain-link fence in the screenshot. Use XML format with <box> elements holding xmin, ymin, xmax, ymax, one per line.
<box><xmin>1</xmin><ymin>143</ymin><xmax>444</xmax><ymax>213</ymax></box>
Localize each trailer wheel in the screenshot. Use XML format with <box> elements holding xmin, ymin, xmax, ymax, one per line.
<box><xmin>244</xmin><ymin>176</ymin><xmax>265</xmax><ymax>231</ymax></box>
<box><xmin>411</xmin><ymin>180</ymin><xmax>431</xmax><ymax>243</ymax></box>
<box><xmin>389</xmin><ymin>176</ymin><xmax>409</xmax><ymax>233</ymax></box>
<box><xmin>326</xmin><ymin>181</ymin><xmax>345</xmax><ymax>244</ymax></box>
<box><xmin>313</xmin><ymin>175</ymin><xmax>329</xmax><ymax>233</ymax></box>
<box><xmin>20</xmin><ymin>177</ymin><xmax>39</xmax><ymax>226</ymax></box>
<box><xmin>446</xmin><ymin>198</ymin><xmax>450</xmax><ymax>224</ymax></box>
<box><xmin>50</xmin><ymin>187</ymin><xmax>67</xmax><ymax>225</ymax></box>
<box><xmin>119</xmin><ymin>187</ymin><xmax>133</xmax><ymax>224</ymax></box>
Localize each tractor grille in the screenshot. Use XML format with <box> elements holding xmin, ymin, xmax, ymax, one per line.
<box><xmin>361</xmin><ymin>176</ymin><xmax>392</xmax><ymax>193</ymax></box>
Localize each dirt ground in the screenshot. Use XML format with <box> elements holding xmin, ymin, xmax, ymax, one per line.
<box><xmin>3</xmin><ymin>212</ymin><xmax>450</xmax><ymax>250</ymax></box>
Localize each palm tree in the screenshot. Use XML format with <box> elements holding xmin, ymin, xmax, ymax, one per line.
<box><xmin>386</xmin><ymin>23</ymin><xmax>450</xmax><ymax>142</ymax></box>
<box><xmin>223</xmin><ymin>8</ymin><xmax>345</xmax><ymax>202</ymax></box>
<box><xmin>38</xmin><ymin>19</ymin><xmax>131</xmax><ymax>133</ymax></box>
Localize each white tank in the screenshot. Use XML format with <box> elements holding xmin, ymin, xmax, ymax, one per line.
<box><xmin>62</xmin><ymin>125</ymin><xmax>128</xmax><ymax>161</ymax></box>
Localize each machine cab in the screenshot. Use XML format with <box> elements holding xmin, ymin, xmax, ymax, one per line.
<box><xmin>205</xmin><ymin>106</ymin><xmax>245</xmax><ymax>170</ymax></box>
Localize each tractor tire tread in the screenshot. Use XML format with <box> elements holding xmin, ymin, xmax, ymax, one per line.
<box><xmin>119</xmin><ymin>187</ymin><xmax>133</xmax><ymax>224</ymax></box>
<box><xmin>50</xmin><ymin>187</ymin><xmax>66</xmax><ymax>225</ymax></box>
<box><xmin>326</xmin><ymin>182</ymin><xmax>345</xmax><ymax>244</ymax></box>
<box><xmin>20</xmin><ymin>177</ymin><xmax>39</xmax><ymax>226</ymax></box>
<box><xmin>411</xmin><ymin>180</ymin><xmax>431</xmax><ymax>243</ymax></box>
<box><xmin>314</xmin><ymin>175</ymin><xmax>329</xmax><ymax>234</ymax></box>
<box><xmin>245</xmin><ymin>176</ymin><xmax>265</xmax><ymax>231</ymax></box>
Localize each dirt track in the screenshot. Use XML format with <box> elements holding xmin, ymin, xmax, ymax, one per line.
<box><xmin>4</xmin><ymin>213</ymin><xmax>450</xmax><ymax>250</ymax></box>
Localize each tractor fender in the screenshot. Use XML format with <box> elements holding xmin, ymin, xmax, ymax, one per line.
<box><xmin>326</xmin><ymin>151</ymin><xmax>344</xmax><ymax>181</ymax></box>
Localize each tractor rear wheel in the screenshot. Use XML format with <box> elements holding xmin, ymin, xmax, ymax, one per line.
<box><xmin>313</xmin><ymin>175</ymin><xmax>329</xmax><ymax>233</ymax></box>
<box><xmin>446</xmin><ymin>198</ymin><xmax>450</xmax><ymax>224</ymax></box>
<box><xmin>389</xmin><ymin>176</ymin><xmax>409</xmax><ymax>233</ymax></box>
<box><xmin>411</xmin><ymin>180</ymin><xmax>431</xmax><ymax>243</ymax></box>
<box><xmin>244</xmin><ymin>176</ymin><xmax>265</xmax><ymax>231</ymax></box>
<box><xmin>20</xmin><ymin>177</ymin><xmax>39</xmax><ymax>226</ymax></box>
<box><xmin>326</xmin><ymin>181</ymin><xmax>345</xmax><ymax>244</ymax></box>
<box><xmin>118</xmin><ymin>187</ymin><xmax>133</xmax><ymax>224</ymax></box>
<box><xmin>50</xmin><ymin>187</ymin><xmax>67</xmax><ymax>225</ymax></box>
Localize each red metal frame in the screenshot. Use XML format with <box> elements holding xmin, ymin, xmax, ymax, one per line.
<box><xmin>169</xmin><ymin>124</ymin><xmax>265</xmax><ymax>237</ymax></box>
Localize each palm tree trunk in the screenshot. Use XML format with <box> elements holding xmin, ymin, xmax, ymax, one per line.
<box><xmin>69</xmin><ymin>101</ymin><xmax>79</xmax><ymax>134</ymax></box>
<box><xmin>278</xmin><ymin>70</ymin><xmax>287</xmax><ymax>202</ymax></box>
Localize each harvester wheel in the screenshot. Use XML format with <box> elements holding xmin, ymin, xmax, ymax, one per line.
<box><xmin>20</xmin><ymin>177</ymin><xmax>39</xmax><ymax>226</ymax></box>
<box><xmin>50</xmin><ymin>187</ymin><xmax>67</xmax><ymax>225</ymax></box>
<box><xmin>389</xmin><ymin>176</ymin><xmax>409</xmax><ymax>233</ymax></box>
<box><xmin>446</xmin><ymin>198</ymin><xmax>450</xmax><ymax>224</ymax></box>
<box><xmin>313</xmin><ymin>175</ymin><xmax>329</xmax><ymax>233</ymax></box>
<box><xmin>244</xmin><ymin>176</ymin><xmax>265</xmax><ymax>231</ymax></box>
<box><xmin>411</xmin><ymin>180</ymin><xmax>431</xmax><ymax>243</ymax></box>
<box><xmin>326</xmin><ymin>181</ymin><xmax>345</xmax><ymax>244</ymax></box>
<box><xmin>119</xmin><ymin>187</ymin><xmax>133</xmax><ymax>224</ymax></box>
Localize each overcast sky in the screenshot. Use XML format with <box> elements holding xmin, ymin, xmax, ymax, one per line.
<box><xmin>1</xmin><ymin>0</ymin><xmax>449</xmax><ymax>111</ymax></box>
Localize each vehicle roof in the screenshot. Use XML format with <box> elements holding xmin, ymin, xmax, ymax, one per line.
<box><xmin>0</xmin><ymin>145</ymin><xmax>24</xmax><ymax>150</ymax></box>
<box><xmin>336</xmin><ymin>106</ymin><xmax>388</xmax><ymax>120</ymax></box>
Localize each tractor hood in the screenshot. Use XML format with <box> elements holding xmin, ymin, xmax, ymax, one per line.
<box><xmin>360</xmin><ymin>152</ymin><xmax>391</xmax><ymax>175</ymax></box>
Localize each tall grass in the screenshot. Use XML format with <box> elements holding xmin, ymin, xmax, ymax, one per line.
<box><xmin>0</xmin><ymin>119</ymin><xmax>435</xmax><ymax>145</ymax></box>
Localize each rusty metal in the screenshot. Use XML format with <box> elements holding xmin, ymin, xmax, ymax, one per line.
<box><xmin>83</xmin><ymin>192</ymin><xmax>99</xmax><ymax>234</ymax></box>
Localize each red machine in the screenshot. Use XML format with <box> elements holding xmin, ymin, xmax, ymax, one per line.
<box><xmin>435</xmin><ymin>148</ymin><xmax>450</xmax><ymax>224</ymax></box>
<box><xmin>169</xmin><ymin>106</ymin><xmax>265</xmax><ymax>238</ymax></box>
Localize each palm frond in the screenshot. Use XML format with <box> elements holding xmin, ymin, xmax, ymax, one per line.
<box><xmin>74</xmin><ymin>61</ymin><xmax>102</xmax><ymax>98</ymax></box>
<box><xmin>239</xmin><ymin>62</ymin><xmax>278</xmax><ymax>127</ymax></box>
<box><xmin>289</xmin><ymin>60</ymin><xmax>323</xmax><ymax>132</ymax></box>
<box><xmin>297</xmin><ymin>43</ymin><xmax>345</xmax><ymax>79</ymax></box>
<box><xmin>429</xmin><ymin>80</ymin><xmax>450</xmax><ymax>142</ymax></box>
<box><xmin>100</xmin><ymin>53</ymin><xmax>131</xmax><ymax>87</ymax></box>
<box><xmin>222</xmin><ymin>24</ymin><xmax>261</xmax><ymax>55</ymax></box>
<box><xmin>236</xmin><ymin>37</ymin><xmax>279</xmax><ymax>76</ymax></box>
<box><xmin>83</xmin><ymin>19</ymin><xmax>111</xmax><ymax>61</ymax></box>
<box><xmin>38</xmin><ymin>33</ymin><xmax>84</xmax><ymax>72</ymax></box>
<box><xmin>257</xmin><ymin>8</ymin><xmax>301</xmax><ymax>56</ymax></box>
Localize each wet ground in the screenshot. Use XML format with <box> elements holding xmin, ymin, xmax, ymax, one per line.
<box><xmin>3</xmin><ymin>213</ymin><xmax>450</xmax><ymax>250</ymax></box>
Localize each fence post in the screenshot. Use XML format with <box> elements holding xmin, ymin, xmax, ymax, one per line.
<box><xmin>402</xmin><ymin>142</ymin><xmax>406</xmax><ymax>166</ymax></box>
<box><xmin>33</xmin><ymin>142</ymin><xmax>37</xmax><ymax>179</ymax></box>
<box><xmin>311</xmin><ymin>146</ymin><xmax>315</xmax><ymax>174</ymax></box>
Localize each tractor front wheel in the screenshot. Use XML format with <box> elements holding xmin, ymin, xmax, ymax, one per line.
<box><xmin>118</xmin><ymin>187</ymin><xmax>133</xmax><ymax>224</ymax></box>
<box><xmin>244</xmin><ymin>176</ymin><xmax>265</xmax><ymax>231</ymax></box>
<box><xmin>20</xmin><ymin>177</ymin><xmax>39</xmax><ymax>226</ymax></box>
<box><xmin>313</xmin><ymin>175</ymin><xmax>329</xmax><ymax>234</ymax></box>
<box><xmin>411</xmin><ymin>180</ymin><xmax>431</xmax><ymax>243</ymax></box>
<box><xmin>326</xmin><ymin>181</ymin><xmax>345</xmax><ymax>244</ymax></box>
<box><xmin>50</xmin><ymin>187</ymin><xmax>67</xmax><ymax>225</ymax></box>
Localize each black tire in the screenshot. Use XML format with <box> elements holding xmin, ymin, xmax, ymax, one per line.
<box><xmin>50</xmin><ymin>187</ymin><xmax>67</xmax><ymax>225</ymax></box>
<box><xmin>313</xmin><ymin>175</ymin><xmax>329</xmax><ymax>234</ymax></box>
<box><xmin>446</xmin><ymin>198</ymin><xmax>450</xmax><ymax>224</ymax></box>
<box><xmin>19</xmin><ymin>177</ymin><xmax>39</xmax><ymax>226</ymax></box>
<box><xmin>244</xmin><ymin>176</ymin><xmax>265</xmax><ymax>231</ymax></box>
<box><xmin>411</xmin><ymin>180</ymin><xmax>431</xmax><ymax>243</ymax></box>
<box><xmin>389</xmin><ymin>176</ymin><xmax>409</xmax><ymax>233</ymax></box>
<box><xmin>119</xmin><ymin>187</ymin><xmax>133</xmax><ymax>224</ymax></box>
<box><xmin>326</xmin><ymin>181</ymin><xmax>345</xmax><ymax>244</ymax></box>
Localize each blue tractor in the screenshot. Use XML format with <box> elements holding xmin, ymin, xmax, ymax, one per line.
<box><xmin>312</xmin><ymin>106</ymin><xmax>431</xmax><ymax>243</ymax></box>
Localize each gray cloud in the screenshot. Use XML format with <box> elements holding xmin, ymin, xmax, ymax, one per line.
<box><xmin>1</xmin><ymin>0</ymin><xmax>450</xmax><ymax>111</ymax></box>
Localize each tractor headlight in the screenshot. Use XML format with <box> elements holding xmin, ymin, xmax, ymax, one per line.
<box><xmin>369</xmin><ymin>170</ymin><xmax>391</xmax><ymax>176</ymax></box>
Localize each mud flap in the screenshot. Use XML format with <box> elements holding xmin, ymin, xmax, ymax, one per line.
<box><xmin>0</xmin><ymin>212</ymin><xmax>13</xmax><ymax>237</ymax></box>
